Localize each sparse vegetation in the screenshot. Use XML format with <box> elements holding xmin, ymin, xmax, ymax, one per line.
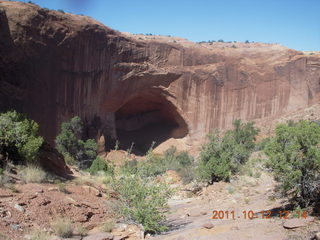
<box><xmin>127</xmin><ymin>146</ymin><xmax>195</xmax><ymax>183</ymax></box>
<box><xmin>111</xmin><ymin>173</ymin><xmax>173</xmax><ymax>233</ymax></box>
<box><xmin>89</xmin><ymin>156</ymin><xmax>114</xmax><ymax>176</ymax></box>
<box><xmin>101</xmin><ymin>220</ymin><xmax>115</xmax><ymax>232</ymax></box>
<box><xmin>7</xmin><ymin>184</ymin><xmax>19</xmax><ymax>193</ymax></box>
<box><xmin>197</xmin><ymin>119</ymin><xmax>259</xmax><ymax>183</ymax></box>
<box><xmin>0</xmin><ymin>110</ymin><xmax>44</xmax><ymax>166</ymax></box>
<box><xmin>75</xmin><ymin>225</ymin><xmax>88</xmax><ymax>237</ymax></box>
<box><xmin>264</xmin><ymin>120</ymin><xmax>320</xmax><ymax>207</ymax></box>
<box><xmin>20</xmin><ymin>165</ymin><xmax>47</xmax><ymax>183</ymax></box>
<box><xmin>52</xmin><ymin>217</ymin><xmax>73</xmax><ymax>238</ymax></box>
<box><xmin>29</xmin><ymin>230</ymin><xmax>49</xmax><ymax>240</ymax></box>
<box><xmin>57</xmin><ymin>181</ymin><xmax>69</xmax><ymax>194</ymax></box>
<box><xmin>57</xmin><ymin>9</ymin><xmax>65</xmax><ymax>13</ymax></box>
<box><xmin>55</xmin><ymin>116</ymin><xmax>98</xmax><ymax>169</ymax></box>
<box><xmin>0</xmin><ymin>232</ymin><xmax>7</xmax><ymax>240</ymax></box>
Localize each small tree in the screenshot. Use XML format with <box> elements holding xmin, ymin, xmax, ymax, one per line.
<box><xmin>55</xmin><ymin>116</ymin><xmax>97</xmax><ymax>169</ymax></box>
<box><xmin>264</xmin><ymin>120</ymin><xmax>320</xmax><ymax>207</ymax></box>
<box><xmin>0</xmin><ymin>110</ymin><xmax>43</xmax><ymax>166</ymax></box>
<box><xmin>198</xmin><ymin>120</ymin><xmax>259</xmax><ymax>183</ymax></box>
<box><xmin>55</xmin><ymin>116</ymin><xmax>83</xmax><ymax>157</ymax></box>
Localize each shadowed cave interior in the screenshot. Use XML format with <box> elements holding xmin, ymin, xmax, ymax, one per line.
<box><xmin>114</xmin><ymin>94</ymin><xmax>188</xmax><ymax>155</ymax></box>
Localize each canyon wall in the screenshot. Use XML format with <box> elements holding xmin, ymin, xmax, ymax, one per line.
<box><xmin>1</xmin><ymin>1</ymin><xmax>320</xmax><ymax>151</ymax></box>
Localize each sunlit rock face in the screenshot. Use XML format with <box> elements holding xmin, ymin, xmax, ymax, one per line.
<box><xmin>1</xmin><ymin>1</ymin><xmax>320</xmax><ymax>152</ymax></box>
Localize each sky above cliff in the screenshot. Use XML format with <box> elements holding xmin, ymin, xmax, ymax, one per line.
<box><xmin>19</xmin><ymin>0</ymin><xmax>320</xmax><ymax>51</ymax></box>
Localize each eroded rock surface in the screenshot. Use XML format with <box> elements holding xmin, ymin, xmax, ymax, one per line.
<box><xmin>1</xmin><ymin>1</ymin><xmax>320</xmax><ymax>153</ymax></box>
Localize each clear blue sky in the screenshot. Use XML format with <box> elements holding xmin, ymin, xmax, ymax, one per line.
<box><xmin>19</xmin><ymin>0</ymin><xmax>320</xmax><ymax>51</ymax></box>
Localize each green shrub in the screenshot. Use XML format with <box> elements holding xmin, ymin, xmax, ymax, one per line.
<box><xmin>62</xmin><ymin>152</ymin><xmax>76</xmax><ymax>166</ymax></box>
<box><xmin>264</xmin><ymin>120</ymin><xmax>320</xmax><ymax>207</ymax></box>
<box><xmin>198</xmin><ymin>119</ymin><xmax>259</xmax><ymax>183</ymax></box>
<box><xmin>0</xmin><ymin>110</ymin><xmax>44</xmax><ymax>165</ymax></box>
<box><xmin>138</xmin><ymin>152</ymin><xmax>167</xmax><ymax>177</ymax></box>
<box><xmin>55</xmin><ymin>116</ymin><xmax>83</xmax><ymax>156</ymax></box>
<box><xmin>111</xmin><ymin>174</ymin><xmax>172</xmax><ymax>233</ymax></box>
<box><xmin>52</xmin><ymin>217</ymin><xmax>73</xmax><ymax>238</ymax></box>
<box><xmin>0</xmin><ymin>168</ymin><xmax>3</xmax><ymax>175</ymax></box>
<box><xmin>163</xmin><ymin>148</ymin><xmax>195</xmax><ymax>183</ymax></box>
<box><xmin>20</xmin><ymin>165</ymin><xmax>47</xmax><ymax>183</ymax></box>
<box><xmin>120</xmin><ymin>159</ymin><xmax>139</xmax><ymax>175</ymax></box>
<box><xmin>256</xmin><ymin>137</ymin><xmax>271</xmax><ymax>151</ymax></box>
<box><xmin>89</xmin><ymin>157</ymin><xmax>114</xmax><ymax>175</ymax></box>
<box><xmin>55</xmin><ymin>116</ymin><xmax>97</xmax><ymax>169</ymax></box>
<box><xmin>176</xmin><ymin>151</ymin><xmax>193</xmax><ymax>167</ymax></box>
<box><xmin>125</xmin><ymin>147</ymin><xmax>195</xmax><ymax>183</ymax></box>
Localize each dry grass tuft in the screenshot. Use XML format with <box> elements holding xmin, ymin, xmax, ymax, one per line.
<box><xmin>20</xmin><ymin>166</ymin><xmax>47</xmax><ymax>183</ymax></box>
<box><xmin>52</xmin><ymin>217</ymin><xmax>73</xmax><ymax>238</ymax></box>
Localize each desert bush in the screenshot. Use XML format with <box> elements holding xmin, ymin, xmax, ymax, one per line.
<box><xmin>124</xmin><ymin>147</ymin><xmax>195</xmax><ymax>183</ymax></box>
<box><xmin>164</xmin><ymin>148</ymin><xmax>195</xmax><ymax>183</ymax></box>
<box><xmin>101</xmin><ymin>220</ymin><xmax>115</xmax><ymax>232</ymax></box>
<box><xmin>52</xmin><ymin>217</ymin><xmax>73</xmax><ymax>238</ymax></box>
<box><xmin>176</xmin><ymin>151</ymin><xmax>193</xmax><ymax>167</ymax></box>
<box><xmin>55</xmin><ymin>116</ymin><xmax>97</xmax><ymax>169</ymax></box>
<box><xmin>89</xmin><ymin>157</ymin><xmax>114</xmax><ymax>176</ymax></box>
<box><xmin>20</xmin><ymin>165</ymin><xmax>47</xmax><ymax>183</ymax></box>
<box><xmin>75</xmin><ymin>225</ymin><xmax>88</xmax><ymax>237</ymax></box>
<box><xmin>264</xmin><ymin>120</ymin><xmax>320</xmax><ymax>207</ymax></box>
<box><xmin>256</xmin><ymin>137</ymin><xmax>271</xmax><ymax>151</ymax></box>
<box><xmin>198</xmin><ymin>119</ymin><xmax>259</xmax><ymax>183</ymax></box>
<box><xmin>111</xmin><ymin>174</ymin><xmax>172</xmax><ymax>233</ymax></box>
<box><xmin>29</xmin><ymin>230</ymin><xmax>49</xmax><ymax>240</ymax></box>
<box><xmin>0</xmin><ymin>110</ymin><xmax>43</xmax><ymax>166</ymax></box>
<box><xmin>120</xmin><ymin>159</ymin><xmax>139</xmax><ymax>175</ymax></box>
<box><xmin>138</xmin><ymin>152</ymin><xmax>167</xmax><ymax>177</ymax></box>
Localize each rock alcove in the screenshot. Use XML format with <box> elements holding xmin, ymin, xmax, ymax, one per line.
<box><xmin>114</xmin><ymin>93</ymin><xmax>188</xmax><ymax>155</ymax></box>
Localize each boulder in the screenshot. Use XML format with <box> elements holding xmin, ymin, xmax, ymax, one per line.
<box><xmin>38</xmin><ymin>143</ymin><xmax>72</xmax><ymax>178</ymax></box>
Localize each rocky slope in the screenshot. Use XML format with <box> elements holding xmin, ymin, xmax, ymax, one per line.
<box><xmin>1</xmin><ymin>1</ymin><xmax>320</xmax><ymax>153</ymax></box>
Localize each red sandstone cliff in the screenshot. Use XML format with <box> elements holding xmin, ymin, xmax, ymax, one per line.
<box><xmin>1</xmin><ymin>1</ymin><xmax>320</xmax><ymax>153</ymax></box>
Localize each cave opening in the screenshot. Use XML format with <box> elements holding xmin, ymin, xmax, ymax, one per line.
<box><xmin>114</xmin><ymin>94</ymin><xmax>188</xmax><ymax>155</ymax></box>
